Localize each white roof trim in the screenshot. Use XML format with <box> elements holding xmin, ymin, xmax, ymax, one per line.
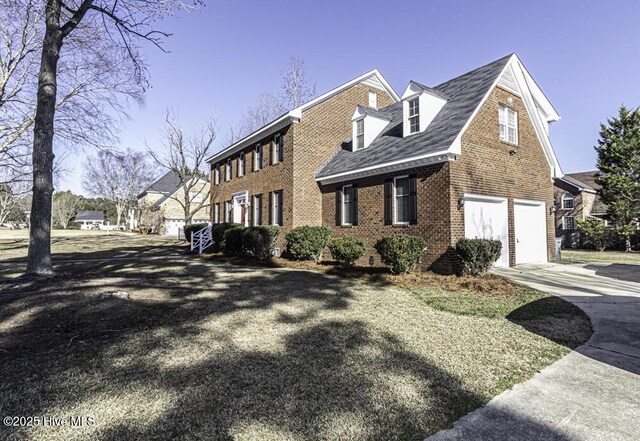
<box><xmin>316</xmin><ymin>151</ymin><xmax>456</xmax><ymax>185</ymax></box>
<box><xmin>206</xmin><ymin>69</ymin><xmax>400</xmax><ymax>164</ymax></box>
<box><xmin>556</xmin><ymin>177</ymin><xmax>597</xmax><ymax>194</ymax></box>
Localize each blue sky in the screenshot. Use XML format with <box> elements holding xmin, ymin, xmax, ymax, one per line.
<box><xmin>59</xmin><ymin>0</ymin><xmax>640</xmax><ymax>194</ymax></box>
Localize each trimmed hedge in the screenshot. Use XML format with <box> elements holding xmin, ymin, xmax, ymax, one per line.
<box><xmin>222</xmin><ymin>226</ymin><xmax>245</xmax><ymax>256</ymax></box>
<box><xmin>242</xmin><ymin>226</ymin><xmax>280</xmax><ymax>260</ymax></box>
<box><xmin>328</xmin><ymin>236</ymin><xmax>366</xmax><ymax>266</ymax></box>
<box><xmin>211</xmin><ymin>223</ymin><xmax>242</xmax><ymax>253</ymax></box>
<box><xmin>184</xmin><ymin>223</ymin><xmax>209</xmax><ymax>242</ymax></box>
<box><xmin>374</xmin><ymin>234</ymin><xmax>427</xmax><ymax>274</ymax></box>
<box><xmin>455</xmin><ymin>238</ymin><xmax>502</xmax><ymax>276</ymax></box>
<box><xmin>285</xmin><ymin>226</ymin><xmax>332</xmax><ymax>262</ymax></box>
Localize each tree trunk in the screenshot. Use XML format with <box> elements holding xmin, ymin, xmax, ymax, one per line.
<box><xmin>26</xmin><ymin>0</ymin><xmax>62</xmax><ymax>275</ymax></box>
<box><xmin>625</xmin><ymin>236</ymin><xmax>632</xmax><ymax>252</ymax></box>
<box><xmin>116</xmin><ymin>206</ymin><xmax>122</xmax><ymax>229</ymax></box>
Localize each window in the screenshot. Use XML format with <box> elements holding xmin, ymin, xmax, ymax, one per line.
<box><xmin>561</xmin><ymin>194</ymin><xmax>575</xmax><ymax>210</ymax></box>
<box><xmin>408</xmin><ymin>98</ymin><xmax>420</xmax><ymax>134</ymax></box>
<box><xmin>272</xmin><ymin>134</ymin><xmax>284</xmax><ymax>164</ymax></box>
<box><xmin>225</xmin><ymin>201</ymin><xmax>233</xmax><ymax>223</ymax></box>
<box><xmin>214</xmin><ymin>165</ymin><xmax>220</xmax><ymax>185</ymax></box>
<box><xmin>238</xmin><ymin>152</ymin><xmax>245</xmax><ymax>177</ymax></box>
<box><xmin>270</xmin><ymin>190</ymin><xmax>283</xmax><ymax>226</ymax></box>
<box><xmin>369</xmin><ymin>90</ymin><xmax>377</xmax><ymax>109</ymax></box>
<box><xmin>355</xmin><ymin>119</ymin><xmax>364</xmax><ymax>150</ymax></box>
<box><xmin>342</xmin><ymin>185</ymin><xmax>354</xmax><ymax>225</ymax></box>
<box><xmin>563</xmin><ymin>216</ymin><xmax>576</xmax><ymax>231</ymax></box>
<box><xmin>253</xmin><ymin>194</ymin><xmax>262</xmax><ymax>226</ymax></box>
<box><xmin>254</xmin><ymin>144</ymin><xmax>263</xmax><ymax>171</ymax></box>
<box><xmin>394</xmin><ymin>176</ymin><xmax>410</xmax><ymax>224</ymax></box>
<box><xmin>499</xmin><ymin>105</ymin><xmax>518</xmax><ymax>144</ymax></box>
<box><xmin>189</xmin><ymin>191</ymin><xmax>203</xmax><ymax>203</ymax></box>
<box><xmin>225</xmin><ymin>159</ymin><xmax>232</xmax><ymax>181</ymax></box>
<box><xmin>214</xmin><ymin>203</ymin><xmax>220</xmax><ymax>223</ymax></box>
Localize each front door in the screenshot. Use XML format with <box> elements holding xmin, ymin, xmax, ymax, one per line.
<box><xmin>232</xmin><ymin>191</ymin><xmax>249</xmax><ymax>226</ymax></box>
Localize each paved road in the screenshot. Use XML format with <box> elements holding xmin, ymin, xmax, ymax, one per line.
<box><xmin>427</xmin><ymin>262</ymin><xmax>640</xmax><ymax>441</ymax></box>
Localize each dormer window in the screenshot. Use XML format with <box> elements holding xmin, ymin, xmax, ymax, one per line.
<box><xmin>561</xmin><ymin>194</ymin><xmax>575</xmax><ymax>210</ymax></box>
<box><xmin>355</xmin><ymin>119</ymin><xmax>364</xmax><ymax>150</ymax></box>
<box><xmin>408</xmin><ymin>98</ymin><xmax>420</xmax><ymax>134</ymax></box>
<box><xmin>369</xmin><ymin>91</ymin><xmax>377</xmax><ymax>109</ymax></box>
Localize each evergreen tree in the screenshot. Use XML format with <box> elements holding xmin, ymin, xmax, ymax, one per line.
<box><xmin>595</xmin><ymin>105</ymin><xmax>640</xmax><ymax>251</ymax></box>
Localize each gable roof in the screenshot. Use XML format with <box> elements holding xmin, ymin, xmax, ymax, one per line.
<box><xmin>316</xmin><ymin>53</ymin><xmax>563</xmax><ymax>183</ymax></box>
<box><xmin>74</xmin><ymin>210</ymin><xmax>104</xmax><ymax>222</ymax></box>
<box><xmin>565</xmin><ymin>171</ymin><xmax>608</xmax><ymax>215</ymax></box>
<box><xmin>316</xmin><ymin>54</ymin><xmax>513</xmax><ymax>180</ymax></box>
<box><xmin>206</xmin><ymin>69</ymin><xmax>400</xmax><ymax>164</ymax></box>
<box><xmin>138</xmin><ymin>171</ymin><xmax>181</xmax><ymax>199</ymax></box>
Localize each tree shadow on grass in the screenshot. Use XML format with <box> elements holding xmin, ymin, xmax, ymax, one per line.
<box><xmin>0</xmin><ymin>243</ymin><xmax>576</xmax><ymax>440</ymax></box>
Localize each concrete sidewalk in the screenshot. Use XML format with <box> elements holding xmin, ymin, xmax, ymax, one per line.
<box><xmin>427</xmin><ymin>262</ymin><xmax>640</xmax><ymax>441</ymax></box>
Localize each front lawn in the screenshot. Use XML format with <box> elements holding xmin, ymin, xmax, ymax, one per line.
<box><xmin>0</xmin><ymin>236</ymin><xmax>591</xmax><ymax>441</ymax></box>
<box><xmin>561</xmin><ymin>248</ymin><xmax>640</xmax><ymax>265</ymax></box>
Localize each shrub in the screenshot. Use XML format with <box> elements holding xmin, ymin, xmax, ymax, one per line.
<box><xmin>374</xmin><ymin>234</ymin><xmax>427</xmax><ymax>274</ymax></box>
<box><xmin>577</xmin><ymin>219</ymin><xmax>616</xmax><ymax>251</ymax></box>
<box><xmin>455</xmin><ymin>238</ymin><xmax>502</xmax><ymax>276</ymax></box>
<box><xmin>210</xmin><ymin>223</ymin><xmax>242</xmax><ymax>253</ymax></box>
<box><xmin>285</xmin><ymin>226</ymin><xmax>332</xmax><ymax>262</ymax></box>
<box><xmin>242</xmin><ymin>226</ymin><xmax>280</xmax><ymax>260</ymax></box>
<box><xmin>328</xmin><ymin>236</ymin><xmax>366</xmax><ymax>266</ymax></box>
<box><xmin>184</xmin><ymin>223</ymin><xmax>209</xmax><ymax>242</ymax></box>
<box><xmin>223</xmin><ymin>226</ymin><xmax>245</xmax><ymax>256</ymax></box>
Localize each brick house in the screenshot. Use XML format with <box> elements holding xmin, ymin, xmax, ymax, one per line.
<box><xmin>133</xmin><ymin>171</ymin><xmax>210</xmax><ymax>236</ymax></box>
<box><xmin>207</xmin><ymin>53</ymin><xmax>563</xmax><ymax>273</ymax></box>
<box><xmin>553</xmin><ymin>171</ymin><xmax>608</xmax><ymax>247</ymax></box>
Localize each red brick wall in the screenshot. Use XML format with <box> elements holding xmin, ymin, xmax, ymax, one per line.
<box><xmin>449</xmin><ymin>85</ymin><xmax>555</xmax><ymax>265</ymax></box>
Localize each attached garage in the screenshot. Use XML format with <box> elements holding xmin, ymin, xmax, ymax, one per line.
<box><xmin>463</xmin><ymin>194</ymin><xmax>510</xmax><ymax>267</ymax></box>
<box><xmin>514</xmin><ymin>199</ymin><xmax>548</xmax><ymax>264</ymax></box>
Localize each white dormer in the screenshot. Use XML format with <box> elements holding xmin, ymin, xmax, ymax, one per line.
<box><xmin>401</xmin><ymin>81</ymin><xmax>448</xmax><ymax>137</ymax></box>
<box><xmin>351</xmin><ymin>106</ymin><xmax>391</xmax><ymax>150</ymax></box>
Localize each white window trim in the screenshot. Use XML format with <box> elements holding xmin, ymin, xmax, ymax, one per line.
<box><xmin>408</xmin><ymin>97</ymin><xmax>420</xmax><ymax>134</ymax></box>
<box><xmin>214</xmin><ymin>165</ymin><xmax>220</xmax><ymax>185</ymax></box>
<box><xmin>563</xmin><ymin>215</ymin><xmax>576</xmax><ymax>231</ymax></box>
<box><xmin>393</xmin><ymin>175</ymin><xmax>410</xmax><ymax>225</ymax></box>
<box><xmin>499</xmin><ymin>105</ymin><xmax>518</xmax><ymax>145</ymax></box>
<box><xmin>225</xmin><ymin>159</ymin><xmax>231</xmax><ymax>181</ymax></box>
<box><xmin>369</xmin><ymin>90</ymin><xmax>377</xmax><ymax>109</ymax></box>
<box><xmin>214</xmin><ymin>203</ymin><xmax>219</xmax><ymax>223</ymax></box>
<box><xmin>561</xmin><ymin>193</ymin><xmax>575</xmax><ymax>210</ymax></box>
<box><xmin>341</xmin><ymin>185</ymin><xmax>353</xmax><ymax>226</ymax></box>
<box><xmin>238</xmin><ymin>152</ymin><xmax>245</xmax><ymax>177</ymax></box>
<box><xmin>254</xmin><ymin>144</ymin><xmax>262</xmax><ymax>170</ymax></box>
<box><xmin>271</xmin><ymin>191</ymin><xmax>282</xmax><ymax>226</ymax></box>
<box><xmin>273</xmin><ymin>134</ymin><xmax>282</xmax><ymax>164</ymax></box>
<box><xmin>354</xmin><ymin>118</ymin><xmax>364</xmax><ymax>150</ymax></box>
<box><xmin>253</xmin><ymin>194</ymin><xmax>261</xmax><ymax>226</ymax></box>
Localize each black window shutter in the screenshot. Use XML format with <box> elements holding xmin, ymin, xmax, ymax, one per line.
<box><xmin>278</xmin><ymin>191</ymin><xmax>284</xmax><ymax>226</ymax></box>
<box><xmin>229</xmin><ymin>161</ymin><xmax>232</xmax><ymax>179</ymax></box>
<box><xmin>278</xmin><ymin>137</ymin><xmax>284</xmax><ymax>162</ymax></box>
<box><xmin>259</xmin><ymin>146</ymin><xmax>263</xmax><ymax>169</ymax></box>
<box><xmin>409</xmin><ymin>175</ymin><xmax>418</xmax><ymax>225</ymax></box>
<box><xmin>335</xmin><ymin>188</ymin><xmax>342</xmax><ymax>226</ymax></box>
<box><xmin>269</xmin><ymin>192</ymin><xmax>273</xmax><ymax>225</ymax></box>
<box><xmin>269</xmin><ymin>141</ymin><xmax>274</xmax><ymax>165</ymax></box>
<box><xmin>252</xmin><ymin>149</ymin><xmax>255</xmax><ymax>172</ymax></box>
<box><xmin>257</xmin><ymin>196</ymin><xmax>262</xmax><ymax>225</ymax></box>
<box><xmin>384</xmin><ymin>179</ymin><xmax>393</xmax><ymax>225</ymax></box>
<box><xmin>236</xmin><ymin>157</ymin><xmax>240</xmax><ymax>177</ymax></box>
<box><xmin>352</xmin><ymin>184</ymin><xmax>359</xmax><ymax>226</ymax></box>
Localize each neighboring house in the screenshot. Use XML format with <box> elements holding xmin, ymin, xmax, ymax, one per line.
<box><xmin>74</xmin><ymin>210</ymin><xmax>105</xmax><ymax>230</ymax></box>
<box><xmin>207</xmin><ymin>53</ymin><xmax>563</xmax><ymax>273</ymax></box>
<box><xmin>554</xmin><ymin>170</ymin><xmax>608</xmax><ymax>247</ymax></box>
<box><xmin>133</xmin><ymin>171</ymin><xmax>210</xmax><ymax>236</ymax></box>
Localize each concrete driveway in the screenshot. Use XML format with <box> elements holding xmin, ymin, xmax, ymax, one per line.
<box><xmin>428</xmin><ymin>262</ymin><xmax>640</xmax><ymax>441</ymax></box>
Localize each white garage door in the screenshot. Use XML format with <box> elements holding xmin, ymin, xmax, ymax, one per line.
<box><xmin>514</xmin><ymin>199</ymin><xmax>547</xmax><ymax>265</ymax></box>
<box><xmin>463</xmin><ymin>195</ymin><xmax>509</xmax><ymax>267</ymax></box>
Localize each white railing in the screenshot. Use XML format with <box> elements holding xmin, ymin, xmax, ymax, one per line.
<box><xmin>190</xmin><ymin>224</ymin><xmax>214</xmax><ymax>254</ymax></box>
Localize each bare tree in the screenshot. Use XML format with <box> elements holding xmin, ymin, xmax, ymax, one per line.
<box><xmin>52</xmin><ymin>190</ymin><xmax>80</xmax><ymax>228</ymax></box>
<box><xmin>83</xmin><ymin>148</ymin><xmax>156</xmax><ymax>228</ymax></box>
<box><xmin>229</xmin><ymin>55</ymin><xmax>315</xmax><ymax>142</ymax></box>
<box><xmin>281</xmin><ymin>54</ymin><xmax>316</xmax><ymax>108</ymax></box>
<box><xmin>149</xmin><ymin>112</ymin><xmax>215</xmax><ymax>225</ymax></box>
<box><xmin>22</xmin><ymin>0</ymin><xmax>199</xmax><ymax>275</ymax></box>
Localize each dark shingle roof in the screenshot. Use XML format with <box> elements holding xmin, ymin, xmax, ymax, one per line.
<box><xmin>138</xmin><ymin>171</ymin><xmax>181</xmax><ymax>199</ymax></box>
<box><xmin>316</xmin><ymin>54</ymin><xmax>513</xmax><ymax>179</ymax></box>
<box><xmin>74</xmin><ymin>210</ymin><xmax>104</xmax><ymax>222</ymax></box>
<box><xmin>565</xmin><ymin>171</ymin><xmax>608</xmax><ymax>215</ymax></box>
<box><xmin>359</xmin><ymin>106</ymin><xmax>393</xmax><ymax>120</ymax></box>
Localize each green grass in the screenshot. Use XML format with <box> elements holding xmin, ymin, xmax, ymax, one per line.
<box><xmin>561</xmin><ymin>249</ymin><xmax>640</xmax><ymax>265</ymax></box>
<box><xmin>0</xmin><ymin>236</ymin><xmax>592</xmax><ymax>441</ymax></box>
